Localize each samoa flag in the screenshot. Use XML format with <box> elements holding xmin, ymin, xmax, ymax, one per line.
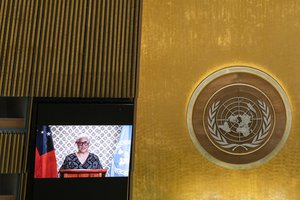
<box><xmin>34</xmin><ymin>125</ymin><xmax>58</xmax><ymax>178</ymax></box>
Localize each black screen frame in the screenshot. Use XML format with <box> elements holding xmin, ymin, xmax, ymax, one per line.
<box><xmin>26</xmin><ymin>97</ymin><xmax>135</xmax><ymax>200</ymax></box>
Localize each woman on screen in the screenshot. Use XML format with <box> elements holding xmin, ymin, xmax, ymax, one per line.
<box><xmin>60</xmin><ymin>135</ymin><xmax>103</xmax><ymax>169</ymax></box>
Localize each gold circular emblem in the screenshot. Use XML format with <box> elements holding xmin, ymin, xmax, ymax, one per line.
<box><xmin>187</xmin><ymin>66</ymin><xmax>291</xmax><ymax>169</ymax></box>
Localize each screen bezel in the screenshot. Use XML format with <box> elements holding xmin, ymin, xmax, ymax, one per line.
<box><xmin>26</xmin><ymin>97</ymin><xmax>135</xmax><ymax>200</ymax></box>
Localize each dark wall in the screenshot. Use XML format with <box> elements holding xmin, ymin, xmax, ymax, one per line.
<box><xmin>0</xmin><ymin>97</ymin><xmax>28</xmax><ymax>118</ymax></box>
<box><xmin>0</xmin><ymin>174</ymin><xmax>19</xmax><ymax>196</ymax></box>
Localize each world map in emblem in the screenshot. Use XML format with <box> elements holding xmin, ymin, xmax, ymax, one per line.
<box><xmin>205</xmin><ymin>89</ymin><xmax>274</xmax><ymax>155</ymax></box>
<box><xmin>187</xmin><ymin>66</ymin><xmax>291</xmax><ymax>169</ymax></box>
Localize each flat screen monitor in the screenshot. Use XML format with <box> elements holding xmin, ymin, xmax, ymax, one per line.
<box><xmin>27</xmin><ymin>98</ymin><xmax>134</xmax><ymax>200</ymax></box>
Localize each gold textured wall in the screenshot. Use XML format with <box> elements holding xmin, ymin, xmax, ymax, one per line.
<box><xmin>134</xmin><ymin>0</ymin><xmax>300</xmax><ymax>199</ymax></box>
<box><xmin>0</xmin><ymin>131</ymin><xmax>24</xmax><ymax>173</ymax></box>
<box><xmin>0</xmin><ymin>0</ymin><xmax>140</xmax><ymax>98</ymax></box>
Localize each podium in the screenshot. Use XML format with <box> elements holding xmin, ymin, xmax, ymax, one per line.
<box><xmin>59</xmin><ymin>169</ymin><xmax>107</xmax><ymax>178</ymax></box>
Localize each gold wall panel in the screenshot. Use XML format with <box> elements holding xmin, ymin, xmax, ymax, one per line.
<box><xmin>134</xmin><ymin>0</ymin><xmax>300</xmax><ymax>200</ymax></box>
<box><xmin>0</xmin><ymin>1</ymin><xmax>141</xmax><ymax>198</ymax></box>
<box><xmin>0</xmin><ymin>0</ymin><xmax>141</xmax><ymax>98</ymax></box>
<box><xmin>18</xmin><ymin>173</ymin><xmax>27</xmax><ymax>200</ymax></box>
<box><xmin>0</xmin><ymin>131</ymin><xmax>25</xmax><ymax>173</ymax></box>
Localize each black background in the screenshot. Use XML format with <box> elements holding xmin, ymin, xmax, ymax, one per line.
<box><xmin>27</xmin><ymin>98</ymin><xmax>134</xmax><ymax>200</ymax></box>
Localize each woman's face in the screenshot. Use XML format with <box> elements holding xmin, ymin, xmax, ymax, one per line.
<box><xmin>76</xmin><ymin>137</ymin><xmax>90</xmax><ymax>153</ymax></box>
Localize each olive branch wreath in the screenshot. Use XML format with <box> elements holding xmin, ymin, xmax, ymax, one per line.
<box><xmin>207</xmin><ymin>100</ymin><xmax>271</xmax><ymax>151</ymax></box>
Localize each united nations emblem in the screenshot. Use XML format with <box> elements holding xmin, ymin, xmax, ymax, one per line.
<box><xmin>187</xmin><ymin>66</ymin><xmax>291</xmax><ymax>169</ymax></box>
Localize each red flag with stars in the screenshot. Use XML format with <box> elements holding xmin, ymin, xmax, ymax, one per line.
<box><xmin>34</xmin><ymin>125</ymin><xmax>58</xmax><ymax>178</ymax></box>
